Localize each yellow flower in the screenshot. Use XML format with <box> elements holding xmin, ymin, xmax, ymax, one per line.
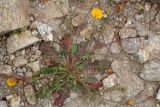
<box><xmin>6</xmin><ymin>78</ymin><xmax>16</xmax><ymax>87</ymax></box>
<box><xmin>91</xmin><ymin>8</ymin><xmax>103</xmax><ymax>19</ymax></box>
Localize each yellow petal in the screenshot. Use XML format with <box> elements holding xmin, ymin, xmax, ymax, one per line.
<box><xmin>91</xmin><ymin>8</ymin><xmax>103</xmax><ymax>19</ymax></box>
<box><xmin>6</xmin><ymin>78</ymin><xmax>16</xmax><ymax>87</ymax></box>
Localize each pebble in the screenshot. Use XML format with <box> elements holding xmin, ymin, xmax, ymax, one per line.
<box><xmin>13</xmin><ymin>56</ymin><xmax>27</xmax><ymax>67</ymax></box>
<box><xmin>6</xmin><ymin>95</ymin><xmax>21</xmax><ymax>107</ymax></box>
<box><xmin>102</xmin><ymin>74</ymin><xmax>119</xmax><ymax>88</ymax></box>
<box><xmin>24</xmin><ymin>84</ymin><xmax>36</xmax><ymax>105</ymax></box>
<box><xmin>0</xmin><ymin>64</ymin><xmax>12</xmax><ymax>74</ymax></box>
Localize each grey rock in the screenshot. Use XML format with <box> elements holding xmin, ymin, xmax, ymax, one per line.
<box><xmin>13</xmin><ymin>56</ymin><xmax>27</xmax><ymax>67</ymax></box>
<box><xmin>24</xmin><ymin>84</ymin><xmax>36</xmax><ymax>105</ymax></box>
<box><xmin>119</xmin><ymin>28</ymin><xmax>140</xmax><ymax>54</ymax></box>
<box><xmin>0</xmin><ymin>0</ymin><xmax>29</xmax><ymax>35</ymax></box>
<box><xmin>140</xmin><ymin>59</ymin><xmax>160</xmax><ymax>81</ymax></box>
<box><xmin>111</xmin><ymin>57</ymin><xmax>144</xmax><ymax>98</ymax></box>
<box><xmin>0</xmin><ymin>64</ymin><xmax>12</xmax><ymax>74</ymax></box>
<box><xmin>0</xmin><ymin>101</ymin><xmax>7</xmax><ymax>107</ymax></box>
<box><xmin>7</xmin><ymin>30</ymin><xmax>40</xmax><ymax>54</ymax></box>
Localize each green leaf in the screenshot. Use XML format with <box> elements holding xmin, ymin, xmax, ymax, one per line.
<box><xmin>40</xmin><ymin>66</ymin><xmax>65</xmax><ymax>75</ymax></box>
<box><xmin>53</xmin><ymin>80</ymin><xmax>63</xmax><ymax>92</ymax></box>
<box><xmin>70</xmin><ymin>44</ymin><xmax>78</xmax><ymax>55</ymax></box>
<box><xmin>37</xmin><ymin>86</ymin><xmax>52</xmax><ymax>98</ymax></box>
<box><xmin>82</xmin><ymin>76</ymin><xmax>98</xmax><ymax>83</ymax></box>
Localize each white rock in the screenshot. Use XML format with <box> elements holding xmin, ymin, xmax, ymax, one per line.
<box><xmin>6</xmin><ymin>95</ymin><xmax>21</xmax><ymax>107</ymax></box>
<box><xmin>27</xmin><ymin>60</ymin><xmax>40</xmax><ymax>73</ymax></box>
<box><xmin>102</xmin><ymin>74</ymin><xmax>118</xmax><ymax>88</ymax></box>
<box><xmin>0</xmin><ymin>0</ymin><xmax>30</xmax><ymax>34</ymax></box>
<box><xmin>24</xmin><ymin>84</ymin><xmax>36</xmax><ymax>105</ymax></box>
<box><xmin>0</xmin><ymin>64</ymin><xmax>12</xmax><ymax>74</ymax></box>
<box><xmin>140</xmin><ymin>59</ymin><xmax>160</xmax><ymax>81</ymax></box>
<box><xmin>157</xmin><ymin>88</ymin><xmax>160</xmax><ymax>101</ymax></box>
<box><xmin>7</xmin><ymin>30</ymin><xmax>40</xmax><ymax>54</ymax></box>
<box><xmin>37</xmin><ymin>22</ymin><xmax>53</xmax><ymax>41</ymax></box>
<box><xmin>13</xmin><ymin>56</ymin><xmax>27</xmax><ymax>67</ymax></box>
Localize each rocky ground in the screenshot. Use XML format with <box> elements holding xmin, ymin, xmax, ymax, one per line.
<box><xmin>0</xmin><ymin>0</ymin><xmax>160</xmax><ymax>107</ymax></box>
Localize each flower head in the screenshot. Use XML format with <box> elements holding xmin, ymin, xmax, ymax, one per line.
<box><xmin>6</xmin><ymin>78</ymin><xmax>16</xmax><ymax>87</ymax></box>
<box><xmin>91</xmin><ymin>8</ymin><xmax>103</xmax><ymax>19</ymax></box>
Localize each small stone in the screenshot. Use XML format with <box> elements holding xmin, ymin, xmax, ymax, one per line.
<box><xmin>27</xmin><ymin>60</ymin><xmax>40</xmax><ymax>73</ymax></box>
<box><xmin>7</xmin><ymin>30</ymin><xmax>40</xmax><ymax>54</ymax></box>
<box><xmin>0</xmin><ymin>64</ymin><xmax>12</xmax><ymax>74</ymax></box>
<box><xmin>102</xmin><ymin>74</ymin><xmax>118</xmax><ymax>88</ymax></box>
<box><xmin>140</xmin><ymin>59</ymin><xmax>160</xmax><ymax>81</ymax></box>
<box><xmin>9</xmin><ymin>54</ymin><xmax>15</xmax><ymax>60</ymax></box>
<box><xmin>6</xmin><ymin>95</ymin><xmax>21</xmax><ymax>107</ymax></box>
<box><xmin>157</xmin><ymin>88</ymin><xmax>160</xmax><ymax>101</ymax></box>
<box><xmin>72</xmin><ymin>14</ymin><xmax>85</xmax><ymax>26</ymax></box>
<box><xmin>31</xmin><ymin>30</ymin><xmax>39</xmax><ymax>36</ymax></box>
<box><xmin>0</xmin><ymin>101</ymin><xmax>7</xmax><ymax>107</ymax></box>
<box><xmin>80</xmin><ymin>26</ymin><xmax>92</xmax><ymax>39</ymax></box>
<box><xmin>145</xmin><ymin>3</ymin><xmax>151</xmax><ymax>12</ymax></box>
<box><xmin>25</xmin><ymin>71</ymin><xmax>33</xmax><ymax>78</ymax></box>
<box><xmin>24</xmin><ymin>84</ymin><xmax>36</xmax><ymax>105</ymax></box>
<box><xmin>21</xmin><ymin>50</ymin><xmax>25</xmax><ymax>55</ymax></box>
<box><xmin>13</xmin><ymin>56</ymin><xmax>27</xmax><ymax>67</ymax></box>
<box><xmin>36</xmin><ymin>22</ymin><xmax>53</xmax><ymax>41</ymax></box>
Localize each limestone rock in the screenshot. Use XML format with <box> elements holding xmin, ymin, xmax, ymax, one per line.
<box><xmin>0</xmin><ymin>0</ymin><xmax>30</xmax><ymax>35</ymax></box>
<box><xmin>13</xmin><ymin>56</ymin><xmax>27</xmax><ymax>67</ymax></box>
<box><xmin>24</xmin><ymin>84</ymin><xmax>36</xmax><ymax>105</ymax></box>
<box><xmin>0</xmin><ymin>64</ymin><xmax>12</xmax><ymax>74</ymax></box>
<box><xmin>7</xmin><ymin>30</ymin><xmax>40</xmax><ymax>54</ymax></box>
<box><xmin>140</xmin><ymin>59</ymin><xmax>160</xmax><ymax>81</ymax></box>
<box><xmin>111</xmin><ymin>57</ymin><xmax>144</xmax><ymax>98</ymax></box>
